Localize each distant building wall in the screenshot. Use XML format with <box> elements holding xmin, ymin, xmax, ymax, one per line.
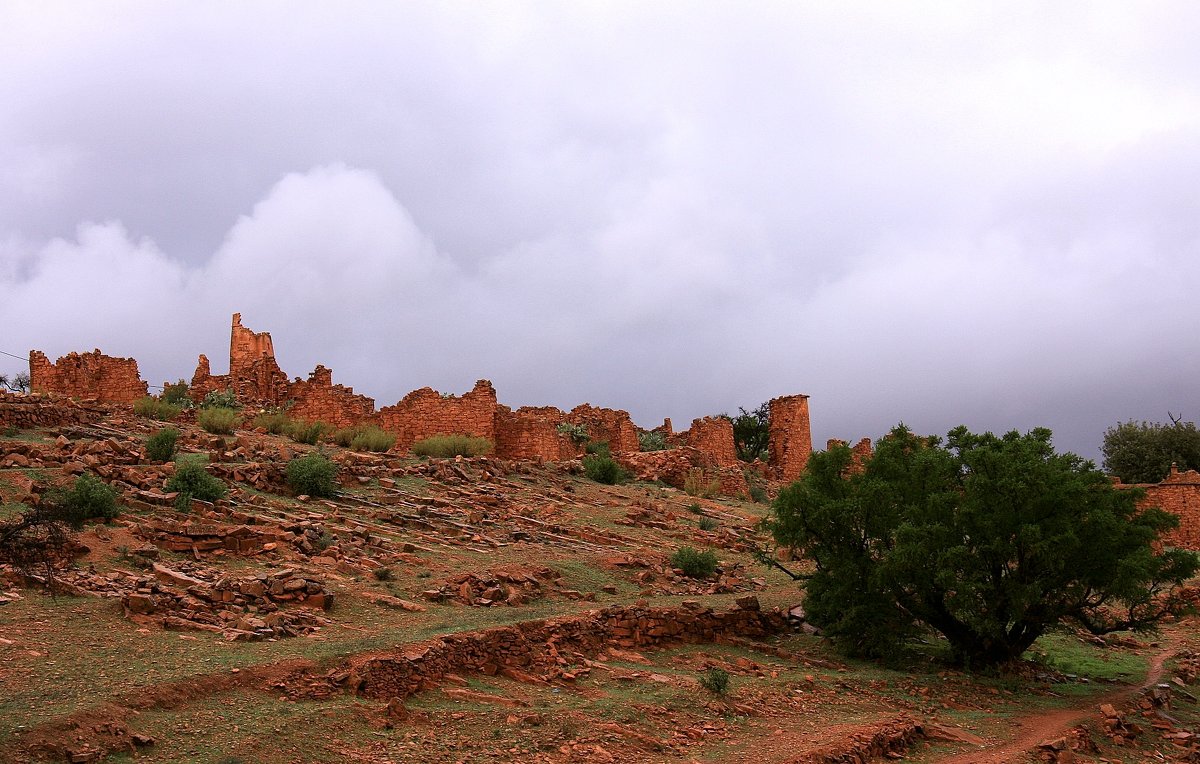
<box><xmin>28</xmin><ymin>349</ymin><xmax>148</xmax><ymax>403</ymax></box>
<box><xmin>768</xmin><ymin>394</ymin><xmax>812</xmax><ymax>482</ymax></box>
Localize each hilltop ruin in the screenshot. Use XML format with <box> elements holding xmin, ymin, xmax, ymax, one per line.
<box><xmin>26</xmin><ymin>313</ymin><xmax>813</xmax><ymax>493</ymax></box>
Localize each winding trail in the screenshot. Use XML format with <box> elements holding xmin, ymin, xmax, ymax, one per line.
<box><xmin>935</xmin><ymin>639</ymin><xmax>1177</xmax><ymax>764</ymax></box>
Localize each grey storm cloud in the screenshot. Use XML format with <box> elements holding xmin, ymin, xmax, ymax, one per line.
<box><xmin>2</xmin><ymin>1</ymin><xmax>1200</xmax><ymax>461</ymax></box>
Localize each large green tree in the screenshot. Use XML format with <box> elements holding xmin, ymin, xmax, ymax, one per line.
<box><xmin>724</xmin><ymin>402</ymin><xmax>770</xmax><ymax>462</ymax></box>
<box><xmin>1103</xmin><ymin>417</ymin><xmax>1200</xmax><ymax>484</ymax></box>
<box><xmin>767</xmin><ymin>425</ymin><xmax>1197</xmax><ymax>667</ymax></box>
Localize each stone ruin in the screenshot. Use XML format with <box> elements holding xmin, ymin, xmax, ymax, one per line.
<box><xmin>26</xmin><ymin>312</ymin><xmax>815</xmax><ymax>490</ymax></box>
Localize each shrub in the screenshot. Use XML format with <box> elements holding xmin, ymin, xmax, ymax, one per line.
<box><xmin>251</xmin><ymin>411</ymin><xmax>292</xmax><ymax>434</ymax></box>
<box><xmin>683</xmin><ymin>468</ymin><xmax>721</xmax><ymax>498</ymax></box>
<box><xmin>556</xmin><ymin>422</ymin><xmax>589</xmax><ymax>445</ymax></box>
<box><xmin>286</xmin><ymin>452</ymin><xmax>339</xmax><ymax>498</ymax></box>
<box><xmin>47</xmin><ymin>473</ymin><xmax>120</xmax><ymax>526</ymax></box>
<box><xmin>133</xmin><ymin>396</ymin><xmax>182</xmax><ymax>421</ymax></box>
<box><xmin>637</xmin><ymin>429</ymin><xmax>669</xmax><ymax>452</ymax></box>
<box><xmin>165</xmin><ymin>458</ymin><xmax>227</xmax><ymax>510</ymax></box>
<box><xmin>199</xmin><ymin>388</ymin><xmax>239</xmax><ymax>409</ymax></box>
<box><xmin>372</xmin><ymin>566</ymin><xmax>393</xmax><ymax>581</ymax></box>
<box><xmin>748</xmin><ymin>483</ymin><xmax>768</xmax><ymax>504</ymax></box>
<box><xmin>161</xmin><ymin>380</ymin><xmax>191</xmax><ymax>407</ymax></box>
<box><xmin>198</xmin><ymin>407</ymin><xmax>241</xmax><ymax>435</ymax></box>
<box><xmin>412</xmin><ymin>435</ymin><xmax>494</xmax><ymax>458</ymax></box>
<box><xmin>670</xmin><ymin>546</ymin><xmax>718</xmax><ymax>578</ymax></box>
<box><xmin>328</xmin><ymin>426</ymin><xmax>358</xmax><ymax>448</ymax></box>
<box><xmin>349</xmin><ymin>426</ymin><xmax>396</xmax><ymax>453</ymax></box>
<box><xmin>686</xmin><ymin>502</ymin><xmax>703</xmax><ymax>514</ymax></box>
<box><xmin>698</xmin><ymin>516</ymin><xmax>718</xmax><ymax>531</ymax></box>
<box><xmin>585</xmin><ymin>441</ymin><xmax>611</xmax><ymax>458</ymax></box>
<box><xmin>699</xmin><ymin>667</ymin><xmax>730</xmax><ymax>695</ymax></box>
<box><xmin>145</xmin><ymin>427</ymin><xmax>180</xmax><ymax>462</ymax></box>
<box><xmin>582</xmin><ymin>454</ymin><xmax>628</xmax><ymax>485</ymax></box>
<box><xmin>285</xmin><ymin>419</ymin><xmax>327</xmax><ymax>445</ymax></box>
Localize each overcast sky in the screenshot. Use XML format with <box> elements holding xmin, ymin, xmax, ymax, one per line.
<box><xmin>2</xmin><ymin>2</ymin><xmax>1198</xmax><ymax>461</ymax></box>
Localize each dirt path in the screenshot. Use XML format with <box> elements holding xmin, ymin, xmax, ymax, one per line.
<box><xmin>936</xmin><ymin>641</ymin><xmax>1176</xmax><ymax>764</ymax></box>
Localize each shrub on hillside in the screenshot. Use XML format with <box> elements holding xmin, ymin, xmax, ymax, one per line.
<box><xmin>555</xmin><ymin>422</ymin><xmax>589</xmax><ymax>445</ymax></box>
<box><xmin>286</xmin><ymin>452</ymin><xmax>339</xmax><ymax>498</ymax></box>
<box><xmin>145</xmin><ymin>427</ymin><xmax>181</xmax><ymax>462</ymax></box>
<box><xmin>133</xmin><ymin>396</ymin><xmax>182</xmax><ymax>421</ymax></box>
<box><xmin>198</xmin><ymin>407</ymin><xmax>241</xmax><ymax>435</ymax></box>
<box><xmin>46</xmin><ymin>473</ymin><xmax>120</xmax><ymax>526</ymax></box>
<box><xmin>285</xmin><ymin>420</ymin><xmax>327</xmax><ymax>445</ymax></box>
<box><xmin>350</xmin><ymin>426</ymin><xmax>396</xmax><ymax>453</ymax></box>
<box><xmin>161</xmin><ymin>380</ymin><xmax>191</xmax><ymax>407</ymax></box>
<box><xmin>637</xmin><ymin>429</ymin><xmax>669</xmax><ymax>452</ymax></box>
<box><xmin>670</xmin><ymin>546</ymin><xmax>718</xmax><ymax>578</ymax></box>
<box><xmin>583</xmin><ymin>454</ymin><xmax>629</xmax><ymax>485</ymax></box>
<box><xmin>683</xmin><ymin>468</ymin><xmax>720</xmax><ymax>498</ymax></box>
<box><xmin>698</xmin><ymin>667</ymin><xmax>730</xmax><ymax>695</ymax></box>
<box><xmin>585</xmin><ymin>441</ymin><xmax>611</xmax><ymax>458</ymax></box>
<box><xmin>199</xmin><ymin>388</ymin><xmax>239</xmax><ymax>409</ymax></box>
<box><xmin>251</xmin><ymin>411</ymin><xmax>292</xmax><ymax>434</ymax></box>
<box><xmin>412</xmin><ymin>435</ymin><xmax>494</xmax><ymax>458</ymax></box>
<box><xmin>165</xmin><ymin>458</ymin><xmax>227</xmax><ymax>510</ymax></box>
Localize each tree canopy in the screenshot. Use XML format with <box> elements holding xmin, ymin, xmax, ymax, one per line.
<box><xmin>1103</xmin><ymin>417</ymin><xmax>1200</xmax><ymax>484</ymax></box>
<box><xmin>767</xmin><ymin>424</ymin><xmax>1197</xmax><ymax>667</ymax></box>
<box><xmin>724</xmin><ymin>403</ymin><xmax>769</xmax><ymax>462</ymax></box>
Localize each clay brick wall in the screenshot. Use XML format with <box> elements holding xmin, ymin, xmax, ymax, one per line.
<box><xmin>29</xmin><ymin>349</ymin><xmax>148</xmax><ymax>404</ymax></box>
<box><xmin>685</xmin><ymin>416</ymin><xmax>739</xmax><ymax>467</ymax></box>
<box><xmin>768</xmin><ymin>394</ymin><xmax>812</xmax><ymax>483</ymax></box>
<box><xmin>188</xmin><ymin>354</ymin><xmax>228</xmax><ymax>403</ymax></box>
<box><xmin>229</xmin><ymin>312</ymin><xmax>275</xmax><ymax>377</ymax></box>
<box><xmin>287</xmin><ymin>366</ymin><xmax>376</xmax><ymax>429</ymax></box>
<box><xmin>377</xmin><ymin>380</ymin><xmax>498</xmax><ymax>452</ymax></box>
<box><xmin>0</xmin><ymin>392</ymin><xmax>104</xmax><ymax>429</ymax></box>
<box><xmin>1137</xmin><ymin>466</ymin><xmax>1200</xmax><ymax>551</ymax></box>
<box><xmin>567</xmin><ymin>404</ymin><xmax>640</xmax><ymax>454</ymax></box>
<box><xmin>190</xmin><ymin>315</ymin><xmax>290</xmax><ymax>406</ymax></box>
<box><xmin>351</xmin><ymin>600</ymin><xmax>784</xmax><ymax>701</ymax></box>
<box><xmin>493</xmin><ymin>406</ymin><xmax>574</xmax><ymax>461</ymax></box>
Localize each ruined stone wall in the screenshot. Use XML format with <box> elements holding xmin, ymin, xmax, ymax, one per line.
<box><xmin>0</xmin><ymin>392</ymin><xmax>104</xmax><ymax>429</ymax></box>
<box><xmin>286</xmin><ymin>366</ymin><xmax>376</xmax><ymax>429</ymax></box>
<box><xmin>352</xmin><ymin>600</ymin><xmax>784</xmax><ymax>700</ymax></box>
<box><xmin>190</xmin><ymin>314</ymin><xmax>289</xmax><ymax>406</ymax></box>
<box><xmin>685</xmin><ymin>416</ymin><xmax>739</xmax><ymax>467</ymax></box>
<box><xmin>229</xmin><ymin>312</ymin><xmax>275</xmax><ymax>377</ymax></box>
<box><xmin>29</xmin><ymin>350</ymin><xmax>148</xmax><ymax>404</ymax></box>
<box><xmin>493</xmin><ymin>406</ymin><xmax>574</xmax><ymax>461</ymax></box>
<box><xmin>1138</xmin><ymin>466</ymin><xmax>1200</xmax><ymax>550</ymax></box>
<box><xmin>826</xmin><ymin>437</ymin><xmax>873</xmax><ymax>475</ymax></box>
<box><xmin>567</xmin><ymin>404</ymin><xmax>640</xmax><ymax>454</ymax></box>
<box><xmin>768</xmin><ymin>394</ymin><xmax>812</xmax><ymax>483</ymax></box>
<box><xmin>377</xmin><ymin>380</ymin><xmax>498</xmax><ymax>452</ymax></box>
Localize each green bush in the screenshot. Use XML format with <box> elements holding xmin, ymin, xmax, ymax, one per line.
<box><xmin>686</xmin><ymin>502</ymin><xmax>703</xmax><ymax>514</ymax></box>
<box><xmin>683</xmin><ymin>468</ymin><xmax>721</xmax><ymax>498</ymax></box>
<box><xmin>698</xmin><ymin>667</ymin><xmax>730</xmax><ymax>694</ymax></box>
<box><xmin>585</xmin><ymin>441</ymin><xmax>611</xmax><ymax>458</ymax></box>
<box><xmin>349</xmin><ymin>426</ymin><xmax>396</xmax><ymax>453</ymax></box>
<box><xmin>47</xmin><ymin>473</ymin><xmax>120</xmax><ymax>527</ymax></box>
<box><xmin>637</xmin><ymin>429</ymin><xmax>669</xmax><ymax>452</ymax></box>
<box><xmin>251</xmin><ymin>411</ymin><xmax>292</xmax><ymax>434</ymax></box>
<box><xmin>199</xmin><ymin>388</ymin><xmax>239</xmax><ymax>409</ymax></box>
<box><xmin>748</xmin><ymin>483</ymin><xmax>768</xmax><ymax>504</ymax></box>
<box><xmin>165</xmin><ymin>458</ymin><xmax>227</xmax><ymax>510</ymax></box>
<box><xmin>286</xmin><ymin>452</ymin><xmax>339</xmax><ymax>498</ymax></box>
<box><xmin>412</xmin><ymin>435</ymin><xmax>494</xmax><ymax>458</ymax></box>
<box><xmin>556</xmin><ymin>422</ymin><xmax>589</xmax><ymax>445</ymax></box>
<box><xmin>133</xmin><ymin>396</ymin><xmax>182</xmax><ymax>421</ymax></box>
<box><xmin>285</xmin><ymin>419</ymin><xmax>327</xmax><ymax>445</ymax></box>
<box><xmin>328</xmin><ymin>426</ymin><xmax>361</xmax><ymax>448</ymax></box>
<box><xmin>198</xmin><ymin>407</ymin><xmax>241</xmax><ymax>435</ymax></box>
<box><xmin>161</xmin><ymin>380</ymin><xmax>191</xmax><ymax>407</ymax></box>
<box><xmin>670</xmin><ymin>546</ymin><xmax>718</xmax><ymax>578</ymax></box>
<box><xmin>583</xmin><ymin>454</ymin><xmax>629</xmax><ymax>485</ymax></box>
<box><xmin>697</xmin><ymin>516</ymin><xmax>718</xmax><ymax>531</ymax></box>
<box><xmin>145</xmin><ymin>427</ymin><xmax>181</xmax><ymax>462</ymax></box>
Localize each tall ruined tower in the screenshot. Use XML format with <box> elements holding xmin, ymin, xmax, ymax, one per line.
<box><xmin>768</xmin><ymin>394</ymin><xmax>812</xmax><ymax>483</ymax></box>
<box><xmin>229</xmin><ymin>312</ymin><xmax>276</xmax><ymax>378</ymax></box>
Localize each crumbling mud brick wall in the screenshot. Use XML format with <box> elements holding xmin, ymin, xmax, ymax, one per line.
<box><xmin>567</xmin><ymin>404</ymin><xmax>640</xmax><ymax>454</ymax></box>
<box><xmin>685</xmin><ymin>416</ymin><xmax>739</xmax><ymax>467</ymax></box>
<box><xmin>1138</xmin><ymin>466</ymin><xmax>1200</xmax><ymax>550</ymax></box>
<box><xmin>229</xmin><ymin>312</ymin><xmax>275</xmax><ymax>377</ymax></box>
<box><xmin>493</xmin><ymin>406</ymin><xmax>575</xmax><ymax>461</ymax></box>
<box><xmin>188</xmin><ymin>354</ymin><xmax>228</xmax><ymax>402</ymax></box>
<box><xmin>28</xmin><ymin>350</ymin><xmax>148</xmax><ymax>403</ymax></box>
<box><xmin>287</xmin><ymin>365</ymin><xmax>375</xmax><ymax>429</ymax></box>
<box><xmin>350</xmin><ymin>600</ymin><xmax>785</xmax><ymax>700</ymax></box>
<box><xmin>768</xmin><ymin>394</ymin><xmax>813</xmax><ymax>483</ymax></box>
<box><xmin>377</xmin><ymin>380</ymin><xmax>498</xmax><ymax>452</ymax></box>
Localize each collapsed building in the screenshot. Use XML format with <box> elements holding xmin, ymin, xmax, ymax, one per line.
<box><xmin>28</xmin><ymin>313</ymin><xmax>813</xmax><ymax>490</ymax></box>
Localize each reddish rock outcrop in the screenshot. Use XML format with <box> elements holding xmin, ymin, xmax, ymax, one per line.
<box><xmin>29</xmin><ymin>349</ymin><xmax>148</xmax><ymax>403</ymax></box>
